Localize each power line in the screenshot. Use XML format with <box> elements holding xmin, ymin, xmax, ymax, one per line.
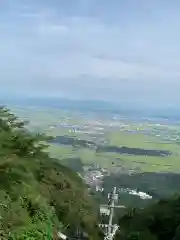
<box><xmin>99</xmin><ymin>187</ymin><xmax>125</xmax><ymax>240</ymax></box>
<box><xmin>58</xmin><ymin>186</ymin><xmax>125</xmax><ymax>240</ymax></box>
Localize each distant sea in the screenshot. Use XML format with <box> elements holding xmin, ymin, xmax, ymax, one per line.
<box><xmin>1</xmin><ymin>97</ymin><xmax>180</xmax><ymax>125</ymax></box>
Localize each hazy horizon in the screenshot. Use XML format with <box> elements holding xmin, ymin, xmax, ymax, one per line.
<box><xmin>2</xmin><ymin>96</ymin><xmax>180</xmax><ymax>122</ymax></box>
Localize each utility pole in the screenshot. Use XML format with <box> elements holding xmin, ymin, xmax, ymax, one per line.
<box><xmin>99</xmin><ymin>187</ymin><xmax>125</xmax><ymax>240</ymax></box>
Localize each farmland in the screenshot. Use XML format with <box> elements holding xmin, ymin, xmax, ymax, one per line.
<box><xmin>11</xmin><ymin>105</ymin><xmax>180</xmax><ymax>174</ymax></box>
<box><xmin>9</xmin><ymin>104</ymin><xmax>180</xmax><ymax>207</ymax></box>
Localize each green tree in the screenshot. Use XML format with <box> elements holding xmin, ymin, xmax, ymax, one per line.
<box><xmin>116</xmin><ymin>197</ymin><xmax>180</xmax><ymax>240</ymax></box>
<box><xmin>0</xmin><ymin>106</ymin><xmax>101</xmax><ymax>239</ymax></box>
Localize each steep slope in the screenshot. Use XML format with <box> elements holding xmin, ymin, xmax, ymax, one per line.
<box><xmin>0</xmin><ymin>106</ymin><xmax>101</xmax><ymax>239</ymax></box>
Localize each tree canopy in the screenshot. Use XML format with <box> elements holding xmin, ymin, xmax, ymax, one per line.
<box><xmin>115</xmin><ymin>196</ymin><xmax>180</xmax><ymax>240</ymax></box>
<box><xmin>0</xmin><ymin>106</ymin><xmax>101</xmax><ymax>239</ymax></box>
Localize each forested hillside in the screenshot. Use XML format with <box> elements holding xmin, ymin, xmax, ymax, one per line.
<box><xmin>115</xmin><ymin>194</ymin><xmax>180</xmax><ymax>240</ymax></box>
<box><xmin>1</xmin><ymin>106</ymin><xmax>180</xmax><ymax>240</ymax></box>
<box><xmin>0</xmin><ymin>107</ymin><xmax>101</xmax><ymax>239</ymax></box>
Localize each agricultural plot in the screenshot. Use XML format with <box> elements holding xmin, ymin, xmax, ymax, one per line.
<box><xmin>12</xmin><ymin>106</ymin><xmax>180</xmax><ymax>173</ymax></box>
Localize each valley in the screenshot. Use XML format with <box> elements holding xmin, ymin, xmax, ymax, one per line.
<box><xmin>11</xmin><ymin>105</ymin><xmax>180</xmax><ymax>208</ymax></box>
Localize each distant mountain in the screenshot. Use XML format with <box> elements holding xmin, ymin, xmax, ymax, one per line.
<box><xmin>1</xmin><ymin>97</ymin><xmax>180</xmax><ymax>123</ymax></box>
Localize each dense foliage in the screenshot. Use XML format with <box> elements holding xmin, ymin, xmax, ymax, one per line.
<box><xmin>2</xmin><ymin>106</ymin><xmax>180</xmax><ymax>240</ymax></box>
<box><xmin>103</xmin><ymin>173</ymin><xmax>180</xmax><ymax>209</ymax></box>
<box><xmin>115</xmin><ymin>195</ymin><xmax>180</xmax><ymax>240</ymax></box>
<box><xmin>0</xmin><ymin>107</ymin><xmax>101</xmax><ymax>239</ymax></box>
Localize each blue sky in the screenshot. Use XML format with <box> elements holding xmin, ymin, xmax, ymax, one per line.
<box><xmin>0</xmin><ymin>0</ymin><xmax>180</xmax><ymax>105</ymax></box>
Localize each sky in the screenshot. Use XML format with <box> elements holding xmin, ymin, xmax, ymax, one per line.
<box><xmin>0</xmin><ymin>0</ymin><xmax>180</xmax><ymax>106</ymax></box>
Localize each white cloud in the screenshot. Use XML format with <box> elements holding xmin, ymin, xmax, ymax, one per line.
<box><xmin>1</xmin><ymin>0</ymin><xmax>180</xmax><ymax>103</ymax></box>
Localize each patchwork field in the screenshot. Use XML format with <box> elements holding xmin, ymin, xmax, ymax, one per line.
<box><xmin>11</xmin><ymin>105</ymin><xmax>180</xmax><ymax>174</ymax></box>
<box><xmin>47</xmin><ymin>134</ymin><xmax>180</xmax><ymax>173</ymax></box>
